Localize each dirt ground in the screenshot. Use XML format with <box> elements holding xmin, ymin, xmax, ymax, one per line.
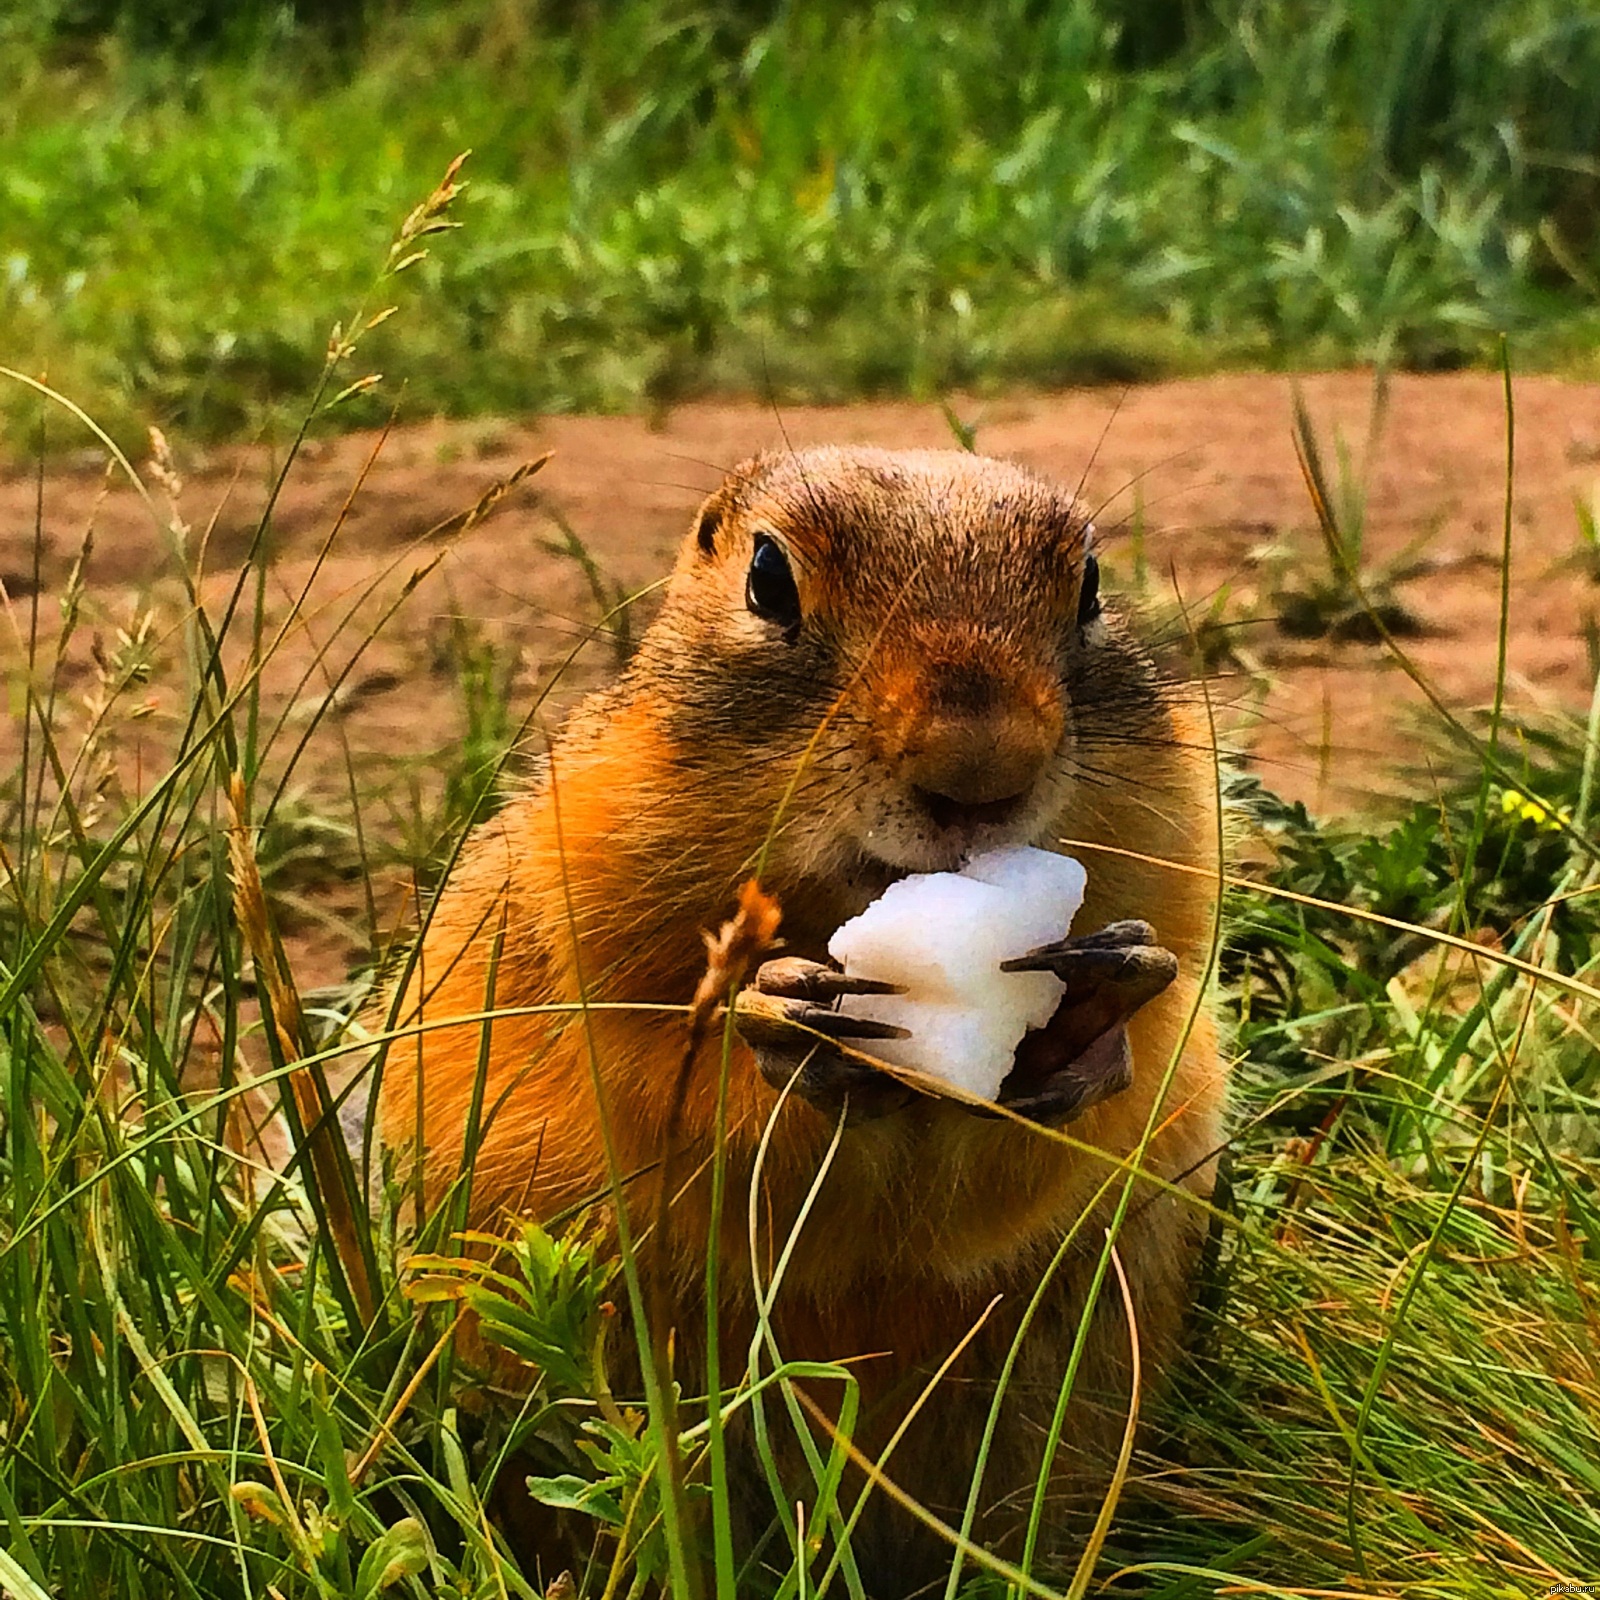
<box><xmin>5</xmin><ymin>369</ymin><xmax>1600</xmax><ymax>987</ymax></box>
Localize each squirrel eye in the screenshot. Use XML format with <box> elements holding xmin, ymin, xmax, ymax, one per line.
<box><xmin>1076</xmin><ymin>553</ymin><xmax>1101</xmax><ymax>628</ymax></box>
<box><xmin>746</xmin><ymin>535</ymin><xmax>802</xmax><ymax>630</ymax></box>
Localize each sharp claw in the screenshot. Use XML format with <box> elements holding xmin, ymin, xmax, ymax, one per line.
<box><xmin>832</xmin><ymin>972</ymin><xmax>906</xmax><ymax>997</ymax></box>
<box><xmin>997</xmin><ymin>919</ymin><xmax>1156</xmax><ymax>969</ymax></box>
<box><xmin>999</xmin><ymin>945</ymin><xmax>1074</xmax><ymax>975</ymax></box>
<box><xmin>813</xmin><ymin>1010</ymin><xmax>911</xmax><ymax>1042</ymax></box>
<box><xmin>735</xmin><ymin>986</ymin><xmax>918</xmax><ymax>1122</ymax></box>
<box><xmin>1001</xmin><ymin>940</ymin><xmax>1178</xmax><ymax>994</ymax></box>
<box><xmin>776</xmin><ymin>998</ymin><xmax>909</xmax><ymax>1043</ymax></box>
<box><xmin>996</xmin><ymin>918</ymin><xmax>1178</xmax><ymax>1117</ymax></box>
<box><xmin>754</xmin><ymin>956</ymin><xmax>905</xmax><ymax>1002</ymax></box>
<box><xmin>734</xmin><ymin>991</ymin><xmax>909</xmax><ymax>1051</ymax></box>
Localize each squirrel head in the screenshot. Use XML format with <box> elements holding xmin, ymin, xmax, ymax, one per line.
<box><xmin>636</xmin><ymin>446</ymin><xmax>1164</xmax><ymax>878</ymax></box>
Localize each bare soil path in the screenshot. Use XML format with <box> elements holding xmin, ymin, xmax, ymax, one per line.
<box><xmin>6</xmin><ymin>370</ymin><xmax>1599</xmax><ymax>985</ymax></box>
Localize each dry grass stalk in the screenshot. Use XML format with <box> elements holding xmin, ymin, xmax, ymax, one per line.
<box><xmin>225</xmin><ymin>771</ymin><xmax>376</xmax><ymax>1323</ymax></box>
<box><xmin>642</xmin><ymin>877</ymin><xmax>783</xmax><ymax>1580</ymax></box>
<box><xmin>689</xmin><ymin>876</ymin><xmax>783</xmax><ymax>1035</ymax></box>
<box><xmin>423</xmin><ymin>452</ymin><xmax>551</xmax><ymax>542</ymax></box>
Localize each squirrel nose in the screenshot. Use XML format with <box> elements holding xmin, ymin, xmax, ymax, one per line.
<box><xmin>869</xmin><ymin>650</ymin><xmax>1065</xmax><ymax>821</ymax></box>
<box><xmin>904</xmin><ymin>714</ymin><xmax>1056</xmax><ymax>809</ymax></box>
<box><xmin>901</xmin><ymin>654</ymin><xmax>1064</xmax><ymax>808</ymax></box>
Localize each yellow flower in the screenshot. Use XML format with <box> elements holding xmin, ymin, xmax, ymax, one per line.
<box><xmin>1500</xmin><ymin>789</ymin><xmax>1571</xmax><ymax>832</ymax></box>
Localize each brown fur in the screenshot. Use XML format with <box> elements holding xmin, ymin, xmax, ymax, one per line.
<box><xmin>379</xmin><ymin>447</ymin><xmax>1225</xmax><ymax>1593</ymax></box>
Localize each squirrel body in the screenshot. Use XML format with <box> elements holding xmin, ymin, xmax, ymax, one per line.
<box><xmin>381</xmin><ymin>448</ymin><xmax>1224</xmax><ymax>1590</ymax></box>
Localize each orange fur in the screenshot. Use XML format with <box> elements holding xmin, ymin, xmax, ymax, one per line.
<box><xmin>379</xmin><ymin>448</ymin><xmax>1225</xmax><ymax>1589</ymax></box>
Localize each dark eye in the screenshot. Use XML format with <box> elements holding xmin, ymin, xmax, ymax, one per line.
<box><xmin>746</xmin><ymin>535</ymin><xmax>802</xmax><ymax>630</ymax></box>
<box><xmin>1076</xmin><ymin>553</ymin><xmax>1101</xmax><ymax>628</ymax></box>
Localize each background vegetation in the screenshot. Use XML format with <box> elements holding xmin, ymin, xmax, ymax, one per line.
<box><xmin>6</xmin><ymin>0</ymin><xmax>1600</xmax><ymax>447</ymax></box>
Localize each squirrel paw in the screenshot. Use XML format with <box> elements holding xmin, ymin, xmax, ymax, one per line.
<box><xmin>994</xmin><ymin>920</ymin><xmax>1179</xmax><ymax>1127</ymax></box>
<box><xmin>734</xmin><ymin>958</ymin><xmax>914</xmax><ymax>1123</ymax></box>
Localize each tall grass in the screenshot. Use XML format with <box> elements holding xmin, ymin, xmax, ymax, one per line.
<box><xmin>3</xmin><ymin>161</ymin><xmax>1600</xmax><ymax>1599</ymax></box>
<box><xmin>6</xmin><ymin>0</ymin><xmax>1600</xmax><ymax>449</ymax></box>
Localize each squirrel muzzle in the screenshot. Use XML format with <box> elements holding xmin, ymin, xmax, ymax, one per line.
<box><xmin>868</xmin><ymin>640</ymin><xmax>1066</xmax><ymax>831</ymax></box>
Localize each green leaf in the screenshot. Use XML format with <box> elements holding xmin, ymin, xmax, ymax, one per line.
<box><xmin>0</xmin><ymin>1547</ymin><xmax>55</xmax><ymax>1600</ymax></box>
<box><xmin>312</xmin><ymin>1365</ymin><xmax>357</xmax><ymax>1522</ymax></box>
<box><xmin>526</xmin><ymin>1473</ymin><xmax>625</xmax><ymax>1526</ymax></box>
<box><xmin>354</xmin><ymin>1517</ymin><xmax>430</xmax><ymax>1596</ymax></box>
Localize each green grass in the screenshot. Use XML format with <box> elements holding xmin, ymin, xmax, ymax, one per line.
<box><xmin>4</xmin><ymin>94</ymin><xmax>1600</xmax><ymax>1600</ymax></box>
<box><xmin>6</xmin><ymin>0</ymin><xmax>1600</xmax><ymax>452</ymax></box>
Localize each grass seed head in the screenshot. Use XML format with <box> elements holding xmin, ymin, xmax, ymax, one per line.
<box><xmin>690</xmin><ymin>876</ymin><xmax>782</xmax><ymax>1028</ymax></box>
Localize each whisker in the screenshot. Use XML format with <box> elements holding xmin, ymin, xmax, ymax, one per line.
<box><xmin>1082</xmin><ymin>445</ymin><xmax>1212</xmax><ymax>533</ymax></box>
<box><xmin>1071</xmin><ymin>386</ymin><xmax>1132</xmax><ymax>516</ymax></box>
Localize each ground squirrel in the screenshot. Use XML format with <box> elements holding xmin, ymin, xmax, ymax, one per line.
<box><xmin>380</xmin><ymin>446</ymin><xmax>1225</xmax><ymax>1593</ymax></box>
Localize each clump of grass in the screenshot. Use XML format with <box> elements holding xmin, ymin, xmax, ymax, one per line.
<box><xmin>1570</xmin><ymin>484</ymin><xmax>1600</xmax><ymax>586</ymax></box>
<box><xmin>1263</xmin><ymin>376</ymin><xmax>1430</xmax><ymax>644</ymax></box>
<box><xmin>0</xmin><ymin>159</ymin><xmax>551</xmax><ymax>1600</ymax></box>
<box><xmin>1117</xmin><ymin>1118</ymin><xmax>1600</xmax><ymax>1595</ymax></box>
<box><xmin>1096</xmin><ymin>584</ymin><xmax>1600</xmax><ymax>1593</ymax></box>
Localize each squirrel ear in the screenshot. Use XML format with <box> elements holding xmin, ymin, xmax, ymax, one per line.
<box><xmin>692</xmin><ymin>501</ymin><xmax>723</xmax><ymax>558</ymax></box>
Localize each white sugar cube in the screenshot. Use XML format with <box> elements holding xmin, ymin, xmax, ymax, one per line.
<box><xmin>827</xmin><ymin>846</ymin><xmax>1087</xmax><ymax>1102</ymax></box>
